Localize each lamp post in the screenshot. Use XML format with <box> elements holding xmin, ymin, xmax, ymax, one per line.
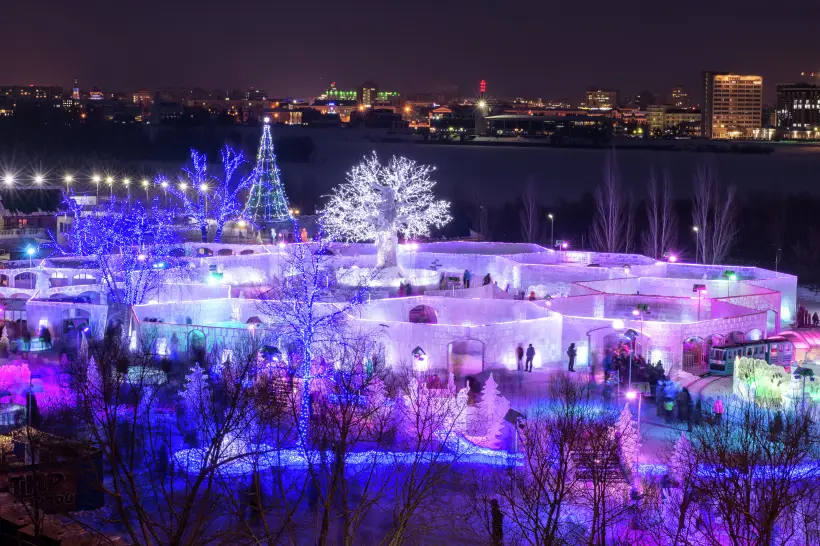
<box><xmin>92</xmin><ymin>175</ymin><xmax>101</xmax><ymax>202</ymax></box>
<box><xmin>3</xmin><ymin>174</ymin><xmax>13</xmax><ymax>187</ymax></box>
<box><xmin>106</xmin><ymin>176</ymin><xmax>114</xmax><ymax>198</ymax></box>
<box><xmin>63</xmin><ymin>174</ymin><xmax>73</xmax><ymax>193</ymax></box>
<box><xmin>161</xmin><ymin>180</ymin><xmax>169</xmax><ymax>207</ymax></box>
<box><xmin>626</xmin><ymin>390</ymin><xmax>642</xmax><ymax>478</ymax></box>
<box><xmin>26</xmin><ymin>246</ymin><xmax>35</xmax><ymax>268</ymax></box>
<box><xmin>142</xmin><ymin>179</ymin><xmax>150</xmax><ymax>205</ymax></box>
<box><xmin>123</xmin><ymin>178</ymin><xmax>131</xmax><ymax>200</ymax></box>
<box><xmin>548</xmin><ymin>213</ymin><xmax>554</xmax><ymax>249</ymax></box>
<box><xmin>692</xmin><ymin>226</ymin><xmax>700</xmax><ymax>264</ymax></box>
<box><xmin>722</xmin><ymin>270</ymin><xmax>737</xmax><ymax>297</ymax></box>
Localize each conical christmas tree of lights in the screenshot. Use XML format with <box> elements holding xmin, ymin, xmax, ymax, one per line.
<box><xmin>245</xmin><ymin>120</ymin><xmax>291</xmax><ymax>223</ymax></box>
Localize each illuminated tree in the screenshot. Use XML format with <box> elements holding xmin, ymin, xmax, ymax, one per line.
<box><xmin>160</xmin><ymin>146</ymin><xmax>253</xmax><ymax>243</ymax></box>
<box><xmin>321</xmin><ymin>152</ymin><xmax>451</xmax><ymax>267</ymax></box>
<box><xmin>244</xmin><ymin>121</ymin><xmax>291</xmax><ymax>224</ymax></box>
<box><xmin>61</xmin><ymin>193</ymin><xmax>176</xmax><ymax>305</ymax></box>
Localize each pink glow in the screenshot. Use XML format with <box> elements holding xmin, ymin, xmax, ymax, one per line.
<box><xmin>668</xmin><ymin>254</ymin><xmax>677</xmax><ymax>262</ymax></box>
<box><xmin>561</xmin><ymin>242</ymin><xmax>568</xmax><ymax>249</ymax></box>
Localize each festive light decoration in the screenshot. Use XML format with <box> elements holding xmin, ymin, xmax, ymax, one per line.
<box><xmin>256</xmin><ymin>234</ymin><xmax>370</xmax><ymax>449</ymax></box>
<box><xmin>321</xmin><ymin>152</ymin><xmax>451</xmax><ymax>267</ymax></box>
<box><xmin>162</xmin><ymin>146</ymin><xmax>252</xmax><ymax>243</ymax></box>
<box><xmin>58</xmin><ymin>193</ymin><xmax>177</xmax><ymax>305</ymax></box>
<box><xmin>244</xmin><ymin>121</ymin><xmax>291</xmax><ymax>224</ymax></box>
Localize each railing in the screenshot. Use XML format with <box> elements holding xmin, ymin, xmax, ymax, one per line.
<box><xmin>0</xmin><ymin>228</ymin><xmax>47</xmax><ymax>238</ymax></box>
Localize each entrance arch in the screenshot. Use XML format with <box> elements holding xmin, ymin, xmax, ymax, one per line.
<box><xmin>409</xmin><ymin>305</ymin><xmax>438</xmax><ymax>324</ymax></box>
<box><xmin>448</xmin><ymin>338</ymin><xmax>485</xmax><ymax>377</ymax></box>
<box><xmin>13</xmin><ymin>272</ymin><xmax>35</xmax><ymax>290</ymax></box>
<box><xmin>188</xmin><ymin>329</ymin><xmax>206</xmax><ymax>358</ymax></box>
<box><xmin>682</xmin><ymin>336</ymin><xmax>708</xmax><ymax>375</ymax></box>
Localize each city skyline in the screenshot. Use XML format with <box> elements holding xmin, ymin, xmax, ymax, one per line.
<box><xmin>2</xmin><ymin>0</ymin><xmax>818</xmax><ymax>102</ymax></box>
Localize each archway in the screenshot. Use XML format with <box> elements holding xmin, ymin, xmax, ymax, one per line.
<box><xmin>49</xmin><ymin>272</ymin><xmax>69</xmax><ymax>288</ymax></box>
<box><xmin>62</xmin><ymin>308</ymin><xmax>92</xmax><ymax>340</ymax></box>
<box><xmin>240</xmin><ymin>249</ymin><xmax>255</xmax><ymax>255</ymax></box>
<box><xmin>448</xmin><ymin>338</ymin><xmax>485</xmax><ymax>377</ymax></box>
<box><xmin>0</xmin><ymin>274</ymin><xmax>9</xmax><ymax>287</ymax></box>
<box><xmin>197</xmin><ymin>248</ymin><xmax>214</xmax><ymax>257</ymax></box>
<box><xmin>682</xmin><ymin>336</ymin><xmax>708</xmax><ymax>375</ymax></box>
<box><xmin>745</xmin><ymin>328</ymin><xmax>763</xmax><ymax>341</ymax></box>
<box><xmin>728</xmin><ymin>331</ymin><xmax>745</xmax><ymax>344</ymax></box>
<box><xmin>13</xmin><ymin>272</ymin><xmax>35</xmax><ymax>290</ymax></box>
<box><xmin>72</xmin><ymin>273</ymin><xmax>96</xmax><ymax>286</ymax></box>
<box><xmin>409</xmin><ymin>305</ymin><xmax>438</xmax><ymax>324</ymax></box>
<box><xmin>169</xmin><ymin>248</ymin><xmax>186</xmax><ymax>258</ymax></box>
<box><xmin>766</xmin><ymin>309</ymin><xmax>779</xmax><ymax>335</ymax></box>
<box><xmin>217</xmin><ymin>248</ymin><xmax>234</xmax><ymax>256</ymax></box>
<box><xmin>188</xmin><ymin>329</ymin><xmax>206</xmax><ymax>359</ymax></box>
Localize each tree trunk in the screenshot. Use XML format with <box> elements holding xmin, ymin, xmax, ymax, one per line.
<box><xmin>214</xmin><ymin>223</ymin><xmax>224</xmax><ymax>243</ymax></box>
<box><xmin>375</xmin><ymin>231</ymin><xmax>398</xmax><ymax>268</ymax></box>
<box><xmin>200</xmin><ymin>224</ymin><xmax>208</xmax><ymax>243</ymax></box>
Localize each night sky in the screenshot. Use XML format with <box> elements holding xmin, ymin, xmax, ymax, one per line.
<box><xmin>3</xmin><ymin>0</ymin><xmax>819</xmax><ymax>102</ymax></box>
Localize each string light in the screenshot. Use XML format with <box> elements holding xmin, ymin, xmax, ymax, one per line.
<box><xmin>244</xmin><ymin>122</ymin><xmax>291</xmax><ymax>222</ymax></box>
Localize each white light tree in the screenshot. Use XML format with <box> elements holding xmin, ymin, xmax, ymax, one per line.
<box><xmin>321</xmin><ymin>152</ymin><xmax>451</xmax><ymax>267</ymax></box>
<box><xmin>590</xmin><ymin>149</ymin><xmax>634</xmax><ymax>253</ymax></box>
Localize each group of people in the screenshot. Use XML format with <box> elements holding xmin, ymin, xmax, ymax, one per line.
<box><xmin>602</xmin><ymin>344</ymin><xmax>665</xmax><ymax>385</ymax></box>
<box><xmin>516</xmin><ymin>344</ymin><xmax>537</xmax><ymax>372</ymax></box>
<box><xmin>397</xmin><ymin>281</ymin><xmax>414</xmax><ymax>297</ymax></box>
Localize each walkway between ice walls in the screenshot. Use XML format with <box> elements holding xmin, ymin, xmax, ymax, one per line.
<box><xmin>126</xmin><ymin>241</ymin><xmax>796</xmax><ymax>378</ymax></box>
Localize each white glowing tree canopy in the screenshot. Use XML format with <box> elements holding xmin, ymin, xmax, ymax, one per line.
<box><xmin>322</xmin><ymin>153</ymin><xmax>451</xmax><ymax>267</ymax></box>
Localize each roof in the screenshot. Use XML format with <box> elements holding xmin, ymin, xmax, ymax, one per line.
<box><xmin>0</xmin><ymin>189</ymin><xmax>64</xmax><ymax>216</ymax></box>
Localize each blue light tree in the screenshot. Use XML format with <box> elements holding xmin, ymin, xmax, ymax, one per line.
<box><xmin>61</xmin><ymin>193</ymin><xmax>177</xmax><ymax>305</ymax></box>
<box><xmin>255</xmin><ymin>227</ymin><xmax>370</xmax><ymax>449</ymax></box>
<box><xmin>162</xmin><ymin>146</ymin><xmax>253</xmax><ymax>243</ymax></box>
<box><xmin>244</xmin><ymin>121</ymin><xmax>291</xmax><ymax>224</ymax></box>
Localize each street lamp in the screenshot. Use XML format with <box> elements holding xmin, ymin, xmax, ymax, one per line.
<box><xmin>106</xmin><ymin>176</ymin><xmax>114</xmax><ymax>198</ymax></box>
<box><xmin>3</xmin><ymin>174</ymin><xmax>13</xmax><ymax>186</ymax></box>
<box><xmin>722</xmin><ymin>270</ymin><xmax>737</xmax><ymax>297</ymax></box>
<box><xmin>26</xmin><ymin>246</ymin><xmax>35</xmax><ymax>268</ymax></box>
<box><xmin>692</xmin><ymin>226</ymin><xmax>700</xmax><ymax>264</ymax></box>
<box><xmin>161</xmin><ymin>180</ymin><xmax>169</xmax><ymax>206</ymax></box>
<box><xmin>63</xmin><ymin>174</ymin><xmax>73</xmax><ymax>193</ymax></box>
<box><xmin>123</xmin><ymin>177</ymin><xmax>131</xmax><ymax>199</ymax></box>
<box><xmin>548</xmin><ymin>213</ymin><xmax>554</xmax><ymax>248</ymax></box>
<box><xmin>626</xmin><ymin>390</ymin><xmax>642</xmax><ymax>478</ymax></box>
<box><xmin>33</xmin><ymin>174</ymin><xmax>44</xmax><ymax>185</ymax></box>
<box><xmin>92</xmin><ymin>174</ymin><xmax>101</xmax><ymax>201</ymax></box>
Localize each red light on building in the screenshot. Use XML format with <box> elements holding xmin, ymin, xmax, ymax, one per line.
<box><xmin>479</xmin><ymin>80</ymin><xmax>486</xmax><ymax>94</ymax></box>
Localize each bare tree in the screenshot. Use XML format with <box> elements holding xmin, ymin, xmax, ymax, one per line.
<box><xmin>692</xmin><ymin>162</ymin><xmax>737</xmax><ymax>264</ymax></box>
<box><xmin>519</xmin><ymin>178</ymin><xmax>540</xmax><ymax>243</ymax></box>
<box><xmin>591</xmin><ymin>150</ymin><xmax>633</xmax><ymax>253</ymax></box>
<box><xmin>642</xmin><ymin>167</ymin><xmax>678</xmax><ymax>259</ymax></box>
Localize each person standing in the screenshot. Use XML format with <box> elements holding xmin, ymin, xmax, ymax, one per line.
<box><xmin>713</xmin><ymin>398</ymin><xmax>725</xmax><ymax>425</ymax></box>
<box><xmin>490</xmin><ymin>499</ymin><xmax>503</xmax><ymax>546</ymax></box>
<box><xmin>567</xmin><ymin>343</ymin><xmax>577</xmax><ymax>372</ymax></box>
<box><xmin>463</xmin><ymin>269</ymin><xmax>471</xmax><ymax>288</ymax></box>
<box><xmin>398</xmin><ymin>282</ymin><xmax>406</xmax><ymax>297</ymax></box>
<box><xmin>406</xmin><ymin>281</ymin><xmax>413</xmax><ymax>296</ymax></box>
<box><xmin>516</xmin><ymin>345</ymin><xmax>524</xmax><ymax>371</ymax></box>
<box><xmin>525</xmin><ymin>344</ymin><xmax>535</xmax><ymax>372</ymax></box>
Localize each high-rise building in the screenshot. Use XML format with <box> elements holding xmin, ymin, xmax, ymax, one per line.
<box><xmin>358</xmin><ymin>81</ymin><xmax>378</xmax><ymax>108</ymax></box>
<box><xmin>671</xmin><ymin>85</ymin><xmax>689</xmax><ymax>108</ymax></box>
<box><xmin>701</xmin><ymin>72</ymin><xmax>762</xmax><ymax>139</ymax></box>
<box><xmin>584</xmin><ymin>89</ymin><xmax>618</xmax><ymax>110</ymax></box>
<box><xmin>72</xmin><ymin>78</ymin><xmax>80</xmax><ymax>100</ymax></box>
<box><xmin>776</xmin><ymin>72</ymin><xmax>820</xmax><ymax>139</ymax></box>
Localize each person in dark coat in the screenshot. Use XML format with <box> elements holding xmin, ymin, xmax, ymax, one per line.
<box><xmin>814</xmin><ymin>312</ymin><xmax>820</xmax><ymax>327</ymax></box>
<box><xmin>516</xmin><ymin>346</ymin><xmax>524</xmax><ymax>371</ymax></box>
<box><xmin>463</xmin><ymin>270</ymin><xmax>471</xmax><ymax>288</ymax></box>
<box><xmin>525</xmin><ymin>344</ymin><xmax>535</xmax><ymax>372</ymax></box>
<box><xmin>567</xmin><ymin>343</ymin><xmax>577</xmax><ymax>372</ymax></box>
<box><xmin>490</xmin><ymin>499</ymin><xmax>503</xmax><ymax>546</ymax></box>
<box><xmin>693</xmin><ymin>399</ymin><xmax>703</xmax><ymax>426</ymax></box>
